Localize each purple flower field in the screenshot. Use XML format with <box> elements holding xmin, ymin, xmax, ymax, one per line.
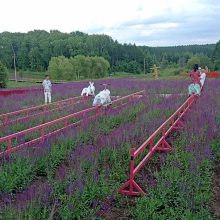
<box><xmin>0</xmin><ymin>77</ymin><xmax>219</xmax><ymax>219</ymax></box>
<box><xmin>0</xmin><ymin>78</ymin><xmax>188</xmax><ymax>114</ymax></box>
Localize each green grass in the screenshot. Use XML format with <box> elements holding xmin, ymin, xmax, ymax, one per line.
<box><xmin>112</xmin><ymin>67</ymin><xmax>189</xmax><ymax>80</ymax></box>
<box><xmin>9</xmin><ymin>70</ymin><xmax>45</xmax><ymax>80</ymax></box>
<box><xmin>7</xmin><ymin>81</ymin><xmax>40</xmax><ymax>88</ymax></box>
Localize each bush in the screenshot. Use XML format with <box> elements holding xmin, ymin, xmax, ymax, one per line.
<box><xmin>0</xmin><ymin>61</ymin><xmax>8</xmax><ymax>88</ymax></box>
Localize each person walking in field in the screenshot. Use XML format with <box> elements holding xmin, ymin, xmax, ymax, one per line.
<box><xmin>188</xmin><ymin>64</ymin><xmax>201</xmax><ymax>96</ymax></box>
<box><xmin>42</xmin><ymin>74</ymin><xmax>52</xmax><ymax>104</ymax></box>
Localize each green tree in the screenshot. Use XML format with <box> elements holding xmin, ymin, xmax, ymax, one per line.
<box><xmin>0</xmin><ymin>30</ymin><xmax>216</xmax><ymax>74</ymax></box>
<box><xmin>213</xmin><ymin>40</ymin><xmax>220</xmax><ymax>70</ymax></box>
<box><xmin>0</xmin><ymin>60</ymin><xmax>8</xmax><ymax>88</ymax></box>
<box><xmin>70</xmin><ymin>55</ymin><xmax>88</xmax><ymax>80</ymax></box>
<box><xmin>187</xmin><ymin>54</ymin><xmax>214</xmax><ymax>70</ymax></box>
<box><xmin>90</xmin><ymin>56</ymin><xmax>110</xmax><ymax>78</ymax></box>
<box><xmin>47</xmin><ymin>56</ymin><xmax>74</xmax><ymax>80</ymax></box>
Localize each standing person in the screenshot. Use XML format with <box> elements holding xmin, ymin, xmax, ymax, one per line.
<box><xmin>200</xmin><ymin>69</ymin><xmax>206</xmax><ymax>88</ymax></box>
<box><xmin>188</xmin><ymin>64</ymin><xmax>201</xmax><ymax>96</ymax></box>
<box><xmin>42</xmin><ymin>75</ymin><xmax>52</xmax><ymax>104</ymax></box>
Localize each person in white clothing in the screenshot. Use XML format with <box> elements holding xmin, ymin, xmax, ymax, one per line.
<box><xmin>200</xmin><ymin>70</ymin><xmax>206</xmax><ymax>87</ymax></box>
<box><xmin>93</xmin><ymin>88</ymin><xmax>111</xmax><ymax>106</ymax></box>
<box><xmin>42</xmin><ymin>75</ymin><xmax>52</xmax><ymax>104</ymax></box>
<box><xmin>81</xmin><ymin>82</ymin><xmax>95</xmax><ymax>96</ymax></box>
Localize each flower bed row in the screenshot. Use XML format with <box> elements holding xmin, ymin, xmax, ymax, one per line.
<box><xmin>0</xmin><ymin>92</ymin><xmax>186</xmax><ymax>219</ymax></box>
<box><xmin>0</xmin><ymin>78</ymin><xmax>188</xmax><ymax>114</ymax></box>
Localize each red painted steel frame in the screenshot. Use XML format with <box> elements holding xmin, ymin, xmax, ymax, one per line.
<box><xmin>0</xmin><ymin>97</ymin><xmax>89</xmax><ymax>128</ymax></box>
<box><xmin>119</xmin><ymin>95</ymin><xmax>196</xmax><ymax>196</ymax></box>
<box><xmin>0</xmin><ymin>88</ymin><xmax>40</xmax><ymax>96</ymax></box>
<box><xmin>179</xmin><ymin>71</ymin><xmax>220</xmax><ymax>78</ymax></box>
<box><xmin>0</xmin><ymin>95</ymin><xmax>88</xmax><ymax>126</ymax></box>
<box><xmin>0</xmin><ymin>90</ymin><xmax>145</xmax><ymax>157</ymax></box>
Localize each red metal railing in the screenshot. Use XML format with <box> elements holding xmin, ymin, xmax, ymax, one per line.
<box><xmin>119</xmin><ymin>95</ymin><xmax>196</xmax><ymax>196</ymax></box>
<box><xmin>179</xmin><ymin>71</ymin><xmax>220</xmax><ymax>78</ymax></box>
<box><xmin>0</xmin><ymin>97</ymin><xmax>90</xmax><ymax>128</ymax></box>
<box><xmin>0</xmin><ymin>95</ymin><xmax>88</xmax><ymax>126</ymax></box>
<box><xmin>0</xmin><ymin>90</ymin><xmax>145</xmax><ymax>157</ymax></box>
<box><xmin>207</xmin><ymin>71</ymin><xmax>220</xmax><ymax>78</ymax></box>
<box><xmin>0</xmin><ymin>88</ymin><xmax>40</xmax><ymax>96</ymax></box>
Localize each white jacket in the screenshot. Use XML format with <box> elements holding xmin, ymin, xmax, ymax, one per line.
<box><xmin>200</xmin><ymin>72</ymin><xmax>206</xmax><ymax>87</ymax></box>
<box><xmin>93</xmin><ymin>89</ymin><xmax>111</xmax><ymax>106</ymax></box>
<box><xmin>42</xmin><ymin>79</ymin><xmax>52</xmax><ymax>92</ymax></box>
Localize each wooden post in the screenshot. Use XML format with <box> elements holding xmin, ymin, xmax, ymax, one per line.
<box><xmin>153</xmin><ymin>64</ymin><xmax>158</xmax><ymax>80</ymax></box>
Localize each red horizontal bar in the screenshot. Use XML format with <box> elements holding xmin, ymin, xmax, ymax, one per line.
<box><xmin>0</xmin><ymin>90</ymin><xmax>145</xmax><ymax>156</ymax></box>
<box><xmin>0</xmin><ymin>88</ymin><xmax>40</xmax><ymax>96</ymax></box>
<box><xmin>0</xmin><ymin>118</ymin><xmax>84</xmax><ymax>157</ymax></box>
<box><xmin>0</xmin><ymin>106</ymin><xmax>98</xmax><ymax>143</ymax></box>
<box><xmin>134</xmin><ymin>96</ymin><xmax>194</xmax><ymax>158</ymax></box>
<box><xmin>0</xmin><ymin>98</ymin><xmax>86</xmax><ymax>128</ymax></box>
<box><xmin>0</xmin><ymin>95</ymin><xmax>84</xmax><ymax>120</ymax></box>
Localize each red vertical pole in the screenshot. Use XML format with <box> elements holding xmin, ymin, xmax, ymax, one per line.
<box><xmin>129</xmin><ymin>148</ymin><xmax>136</xmax><ymax>192</ymax></box>
<box><xmin>162</xmin><ymin>127</ymin><xmax>165</xmax><ymax>150</ymax></box>
<box><xmin>7</xmin><ymin>139</ymin><xmax>12</xmax><ymax>154</ymax></box>
<box><xmin>64</xmin><ymin>118</ymin><xmax>68</xmax><ymax>127</ymax></box>
<box><xmin>171</xmin><ymin>116</ymin><xmax>174</xmax><ymax>125</ymax></box>
<box><xmin>4</xmin><ymin>115</ymin><xmax>8</xmax><ymax>125</ymax></box>
<box><xmin>149</xmin><ymin>138</ymin><xmax>153</xmax><ymax>152</ymax></box>
<box><xmin>96</xmin><ymin>106</ymin><xmax>100</xmax><ymax>116</ymax></box>
<box><xmin>41</xmin><ymin>127</ymin><xmax>45</xmax><ymax>141</ymax></box>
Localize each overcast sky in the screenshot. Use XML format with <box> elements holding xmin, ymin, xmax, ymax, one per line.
<box><xmin>1</xmin><ymin>0</ymin><xmax>220</xmax><ymax>46</ymax></box>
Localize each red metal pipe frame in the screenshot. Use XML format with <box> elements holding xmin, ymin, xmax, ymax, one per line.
<box><xmin>0</xmin><ymin>105</ymin><xmax>99</xmax><ymax>157</ymax></box>
<box><xmin>179</xmin><ymin>71</ymin><xmax>220</xmax><ymax>78</ymax></box>
<box><xmin>0</xmin><ymin>98</ymin><xmax>89</xmax><ymax>128</ymax></box>
<box><xmin>0</xmin><ymin>95</ymin><xmax>89</xmax><ymax>126</ymax></box>
<box><xmin>119</xmin><ymin>95</ymin><xmax>196</xmax><ymax>196</ymax></box>
<box><xmin>0</xmin><ymin>88</ymin><xmax>40</xmax><ymax>96</ymax></box>
<box><xmin>0</xmin><ymin>90</ymin><xmax>145</xmax><ymax>157</ymax></box>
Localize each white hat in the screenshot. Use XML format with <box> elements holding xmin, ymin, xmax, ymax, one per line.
<box><xmin>198</xmin><ymin>67</ymin><xmax>202</xmax><ymax>70</ymax></box>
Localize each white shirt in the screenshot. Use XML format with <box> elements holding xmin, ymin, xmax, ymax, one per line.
<box><xmin>200</xmin><ymin>72</ymin><xmax>206</xmax><ymax>86</ymax></box>
<box><xmin>200</xmin><ymin>72</ymin><xmax>206</xmax><ymax>80</ymax></box>
<box><xmin>42</xmin><ymin>79</ymin><xmax>52</xmax><ymax>92</ymax></box>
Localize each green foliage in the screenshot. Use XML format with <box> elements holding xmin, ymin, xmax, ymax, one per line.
<box><xmin>0</xmin><ymin>31</ymin><xmax>216</xmax><ymax>76</ymax></box>
<box><xmin>133</xmin><ymin>143</ymin><xmax>214</xmax><ymax>220</ymax></box>
<box><xmin>48</xmin><ymin>56</ymin><xmax>74</xmax><ymax>80</ymax></box>
<box><xmin>187</xmin><ymin>54</ymin><xmax>214</xmax><ymax>70</ymax></box>
<box><xmin>0</xmin><ymin>157</ymin><xmax>36</xmax><ymax>192</ymax></box>
<box><xmin>48</xmin><ymin>55</ymin><xmax>110</xmax><ymax>80</ymax></box>
<box><xmin>0</xmin><ymin>60</ymin><xmax>8</xmax><ymax>88</ymax></box>
<box><xmin>211</xmin><ymin>139</ymin><xmax>220</xmax><ymax>159</ymax></box>
<box><xmin>213</xmin><ymin>40</ymin><xmax>220</xmax><ymax>70</ymax></box>
<box><xmin>0</xmin><ymin>31</ymin><xmax>144</xmax><ymax>74</ymax></box>
<box><xmin>0</xmin><ymin>100</ymin><xmax>144</xmax><ymax>194</ymax></box>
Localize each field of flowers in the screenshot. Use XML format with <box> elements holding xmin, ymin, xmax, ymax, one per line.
<box><xmin>0</xmin><ymin>78</ymin><xmax>219</xmax><ymax>219</ymax></box>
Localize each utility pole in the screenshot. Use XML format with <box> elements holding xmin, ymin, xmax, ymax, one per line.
<box><xmin>13</xmin><ymin>52</ymin><xmax>17</xmax><ymax>82</ymax></box>
<box><xmin>144</xmin><ymin>58</ymin><xmax>146</xmax><ymax>74</ymax></box>
<box><xmin>11</xmin><ymin>44</ymin><xmax>17</xmax><ymax>82</ymax></box>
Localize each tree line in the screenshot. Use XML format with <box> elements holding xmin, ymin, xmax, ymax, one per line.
<box><xmin>48</xmin><ymin>55</ymin><xmax>110</xmax><ymax>80</ymax></box>
<box><xmin>0</xmin><ymin>30</ymin><xmax>145</xmax><ymax>74</ymax></box>
<box><xmin>0</xmin><ymin>30</ymin><xmax>220</xmax><ymax>87</ymax></box>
